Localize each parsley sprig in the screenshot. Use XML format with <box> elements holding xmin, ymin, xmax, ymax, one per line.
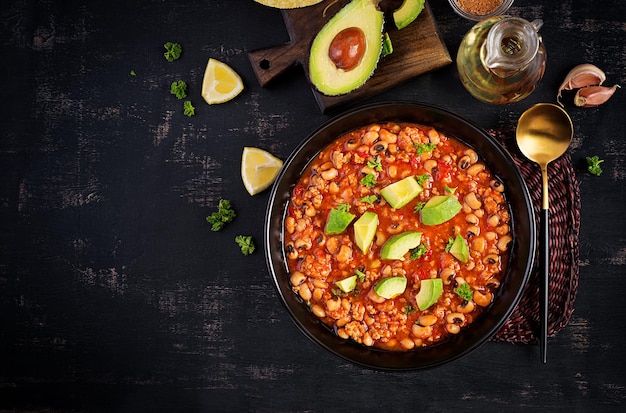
<box><xmin>454</xmin><ymin>282</ymin><xmax>473</xmax><ymax>301</ymax></box>
<box><xmin>586</xmin><ymin>156</ymin><xmax>604</xmax><ymax>176</ymax></box>
<box><xmin>170</xmin><ymin>80</ymin><xmax>188</xmax><ymax>99</ymax></box>
<box><xmin>164</xmin><ymin>42</ymin><xmax>182</xmax><ymax>62</ymax></box>
<box><xmin>235</xmin><ymin>235</ymin><xmax>255</xmax><ymax>256</ymax></box>
<box><xmin>206</xmin><ymin>199</ymin><xmax>236</xmax><ymax>231</ymax></box>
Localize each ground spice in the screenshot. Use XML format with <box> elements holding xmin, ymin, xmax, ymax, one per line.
<box><xmin>456</xmin><ymin>0</ymin><xmax>504</xmax><ymax>15</ymax></box>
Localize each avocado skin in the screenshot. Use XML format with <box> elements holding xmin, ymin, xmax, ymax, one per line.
<box><xmin>309</xmin><ymin>0</ymin><xmax>384</xmax><ymax>96</ymax></box>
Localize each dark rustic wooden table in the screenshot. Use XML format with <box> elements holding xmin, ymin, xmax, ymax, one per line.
<box><xmin>1</xmin><ymin>0</ymin><xmax>625</xmax><ymax>411</ymax></box>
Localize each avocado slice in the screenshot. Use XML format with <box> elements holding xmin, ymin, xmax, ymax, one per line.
<box><xmin>380</xmin><ymin>176</ymin><xmax>423</xmax><ymax>209</ymax></box>
<box><xmin>393</xmin><ymin>0</ymin><xmax>425</xmax><ymax>30</ymax></box>
<box><xmin>325</xmin><ymin>204</ymin><xmax>356</xmax><ymax>235</ymax></box>
<box><xmin>416</xmin><ymin>278</ymin><xmax>443</xmax><ymax>311</ymax></box>
<box><xmin>309</xmin><ymin>0</ymin><xmax>384</xmax><ymax>96</ymax></box>
<box><xmin>420</xmin><ymin>195</ymin><xmax>462</xmax><ymax>226</ymax></box>
<box><xmin>354</xmin><ymin>211</ymin><xmax>379</xmax><ymax>253</ymax></box>
<box><xmin>373</xmin><ymin>276</ymin><xmax>407</xmax><ymax>299</ymax></box>
<box><xmin>449</xmin><ymin>234</ymin><xmax>469</xmax><ymax>263</ymax></box>
<box><xmin>335</xmin><ymin>275</ymin><xmax>358</xmax><ymax>293</ymax></box>
<box><xmin>380</xmin><ymin>231</ymin><xmax>422</xmax><ymax>260</ymax></box>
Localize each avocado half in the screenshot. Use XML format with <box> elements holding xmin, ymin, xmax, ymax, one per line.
<box><xmin>309</xmin><ymin>0</ymin><xmax>384</xmax><ymax>96</ymax></box>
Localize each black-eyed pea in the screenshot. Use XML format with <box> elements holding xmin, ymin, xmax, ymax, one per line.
<box><xmin>427</xmin><ymin>128</ymin><xmax>440</xmax><ymax>144</ymax></box>
<box><xmin>285</xmin><ymin>216</ymin><xmax>296</xmax><ymax>234</ymax></box>
<box><xmin>388</xmin><ymin>164</ymin><xmax>398</xmax><ymax>178</ymax></box>
<box><xmin>471</xmin><ymin>236</ymin><xmax>486</xmax><ymax>253</ymax></box>
<box><xmin>387</xmin><ymin>222</ymin><xmax>404</xmax><ymax>234</ymax></box>
<box><xmin>440</xmin><ymin>267</ymin><xmax>456</xmax><ymax>285</ymax></box>
<box><xmin>467</xmin><ymin>163</ymin><xmax>485</xmax><ymax>176</ymax></box>
<box><xmin>299</xmin><ymin>283</ymin><xmax>312</xmax><ymax>301</ymax></box>
<box><xmin>446</xmin><ymin>323</ymin><xmax>461</xmax><ymax>334</ymax></box>
<box><xmin>313</xmin><ymin>280</ymin><xmax>328</xmax><ymax>289</ymax></box>
<box><xmin>341</xmin><ymin>298</ymin><xmax>351</xmax><ymax>311</ymax></box>
<box><xmin>497</xmin><ymin>235</ymin><xmax>512</xmax><ymax>251</ymax></box>
<box><xmin>467</xmin><ymin>225</ymin><xmax>480</xmax><ymax>237</ymax></box>
<box><xmin>368</xmin><ymin>289</ymin><xmax>386</xmax><ymax>304</ymax></box>
<box><xmin>295</xmin><ymin>238</ymin><xmax>312</xmax><ymax>251</ymax></box>
<box><xmin>490</xmin><ymin>179</ymin><xmax>505</xmax><ymax>192</ymax></box>
<box><xmin>362</xmin><ymin>332</ymin><xmax>374</xmax><ymax>347</ymax></box>
<box><xmin>412</xmin><ymin>323</ymin><xmax>433</xmax><ymax>339</ymax></box>
<box><xmin>457</xmin><ymin>300</ymin><xmax>475</xmax><ymax>313</ymax></box>
<box><xmin>387</xmin><ymin>143</ymin><xmax>398</xmax><ymax>154</ymax></box>
<box><xmin>337</xmin><ymin>328</ymin><xmax>349</xmax><ymax>339</ymax></box>
<box><xmin>379</xmin><ymin>128</ymin><xmax>398</xmax><ymax>143</ymax></box>
<box><xmin>485</xmin><ymin>231</ymin><xmax>497</xmax><ymax>241</ymax></box>
<box><xmin>473</xmin><ymin>290</ymin><xmax>493</xmax><ymax>307</ymax></box>
<box><xmin>464</xmin><ymin>149</ymin><xmax>479</xmax><ymax>164</ymax></box>
<box><xmin>496</xmin><ymin>224</ymin><xmax>510</xmax><ymax>236</ymax></box>
<box><xmin>321</xmin><ymin>167</ymin><xmax>338</xmax><ymax>181</ymax></box>
<box><xmin>362</xmin><ymin>130</ymin><xmax>379</xmax><ymax>145</ymax></box>
<box><xmin>474</xmin><ymin>208</ymin><xmax>485</xmax><ymax>218</ymax></box>
<box><xmin>458</xmin><ymin>155</ymin><xmax>472</xmax><ymax>170</ymax></box>
<box><xmin>466</xmin><ymin>213</ymin><xmax>479</xmax><ymax>225</ymax></box>
<box><xmin>483</xmin><ymin>254</ymin><xmax>499</xmax><ymax>265</ymax></box>
<box><xmin>446</xmin><ymin>312</ymin><xmax>466</xmax><ymax>325</ymax></box>
<box><xmin>311</xmin><ymin>304</ymin><xmax>326</xmax><ymax>318</ymax></box>
<box><xmin>487</xmin><ymin>213</ymin><xmax>501</xmax><ymax>228</ymax></box>
<box><xmin>370</xmin><ymin>141</ymin><xmax>388</xmax><ymax>156</ymax></box>
<box><xmin>286</xmin><ymin>242</ymin><xmax>298</xmax><ymax>260</ymax></box>
<box><xmin>464</xmin><ymin>192</ymin><xmax>482</xmax><ymax>210</ymax></box>
<box><xmin>329</xmin><ymin>181</ymin><xmax>340</xmax><ymax>194</ymax></box>
<box><xmin>313</xmin><ymin>288</ymin><xmax>324</xmax><ymax>301</ymax></box>
<box><xmin>423</xmin><ymin>159</ymin><xmax>438</xmax><ymax>174</ymax></box>
<box><xmin>368</xmin><ymin>124</ymin><xmax>381</xmax><ymax>132</ymax></box>
<box><xmin>331</xmin><ymin>150</ymin><xmax>344</xmax><ymax>169</ymax></box>
<box><xmin>336</xmin><ymin>244</ymin><xmax>352</xmax><ymax>263</ymax></box>
<box><xmin>418</xmin><ymin>314</ymin><xmax>438</xmax><ymax>326</ymax></box>
<box><xmin>296</xmin><ymin>218</ymin><xmax>307</xmax><ymax>232</ymax></box>
<box><xmin>290</xmin><ymin>271</ymin><xmax>306</xmax><ymax>287</ymax></box>
<box><xmin>381</xmin><ymin>265</ymin><xmax>392</xmax><ymax>277</ymax></box>
<box><xmin>326</xmin><ymin>297</ymin><xmax>341</xmax><ymax>312</ymax></box>
<box><xmin>400</xmin><ymin>338</ymin><xmax>415</xmax><ymax>350</ymax></box>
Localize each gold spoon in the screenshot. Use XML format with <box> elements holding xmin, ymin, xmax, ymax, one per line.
<box><xmin>516</xmin><ymin>103</ymin><xmax>573</xmax><ymax>364</ymax></box>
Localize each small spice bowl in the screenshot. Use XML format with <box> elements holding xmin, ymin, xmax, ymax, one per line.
<box><xmin>448</xmin><ymin>0</ymin><xmax>514</xmax><ymax>21</ymax></box>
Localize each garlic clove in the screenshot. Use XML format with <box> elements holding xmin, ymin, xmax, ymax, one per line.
<box><xmin>557</xmin><ymin>63</ymin><xmax>606</xmax><ymax>106</ymax></box>
<box><xmin>574</xmin><ymin>84</ymin><xmax>620</xmax><ymax>107</ymax></box>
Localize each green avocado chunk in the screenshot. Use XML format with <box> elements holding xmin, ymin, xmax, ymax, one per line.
<box><xmin>354</xmin><ymin>211</ymin><xmax>379</xmax><ymax>253</ymax></box>
<box><xmin>380</xmin><ymin>231</ymin><xmax>422</xmax><ymax>260</ymax></box>
<box><xmin>380</xmin><ymin>176</ymin><xmax>423</xmax><ymax>209</ymax></box>
<box><xmin>373</xmin><ymin>276</ymin><xmax>407</xmax><ymax>299</ymax></box>
<box><xmin>393</xmin><ymin>0</ymin><xmax>425</xmax><ymax>30</ymax></box>
<box><xmin>335</xmin><ymin>275</ymin><xmax>358</xmax><ymax>293</ymax></box>
<box><xmin>325</xmin><ymin>204</ymin><xmax>356</xmax><ymax>235</ymax></box>
<box><xmin>449</xmin><ymin>234</ymin><xmax>469</xmax><ymax>263</ymax></box>
<box><xmin>416</xmin><ymin>278</ymin><xmax>443</xmax><ymax>311</ymax></box>
<box><xmin>420</xmin><ymin>195</ymin><xmax>462</xmax><ymax>226</ymax></box>
<box><xmin>309</xmin><ymin>0</ymin><xmax>384</xmax><ymax>96</ymax></box>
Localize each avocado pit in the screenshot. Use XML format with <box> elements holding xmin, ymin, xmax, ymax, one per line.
<box><xmin>328</xmin><ymin>27</ymin><xmax>366</xmax><ymax>71</ymax></box>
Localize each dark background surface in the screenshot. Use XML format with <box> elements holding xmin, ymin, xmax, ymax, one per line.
<box><xmin>1</xmin><ymin>0</ymin><xmax>625</xmax><ymax>411</ymax></box>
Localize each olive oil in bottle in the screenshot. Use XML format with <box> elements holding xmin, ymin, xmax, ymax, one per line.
<box><xmin>457</xmin><ymin>16</ymin><xmax>547</xmax><ymax>104</ymax></box>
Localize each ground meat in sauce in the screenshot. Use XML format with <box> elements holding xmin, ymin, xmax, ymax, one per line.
<box><xmin>284</xmin><ymin>122</ymin><xmax>512</xmax><ymax>351</ymax></box>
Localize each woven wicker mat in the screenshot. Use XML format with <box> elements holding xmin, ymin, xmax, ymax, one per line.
<box><xmin>486</xmin><ymin>129</ymin><xmax>581</xmax><ymax>343</ymax></box>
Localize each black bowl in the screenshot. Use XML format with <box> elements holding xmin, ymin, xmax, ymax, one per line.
<box><xmin>264</xmin><ymin>101</ymin><xmax>536</xmax><ymax>371</ymax></box>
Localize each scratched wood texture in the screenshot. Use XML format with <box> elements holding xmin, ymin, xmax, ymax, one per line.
<box><xmin>0</xmin><ymin>0</ymin><xmax>625</xmax><ymax>411</ymax></box>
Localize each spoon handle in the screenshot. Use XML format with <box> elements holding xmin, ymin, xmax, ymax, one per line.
<box><xmin>540</xmin><ymin>207</ymin><xmax>549</xmax><ymax>363</ymax></box>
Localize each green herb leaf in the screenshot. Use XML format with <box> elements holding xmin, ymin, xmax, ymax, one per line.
<box><xmin>454</xmin><ymin>282</ymin><xmax>473</xmax><ymax>301</ymax></box>
<box><xmin>130</xmin><ymin>70</ymin><xmax>136</xmax><ymax>76</ymax></box>
<box><xmin>235</xmin><ymin>235</ymin><xmax>255</xmax><ymax>256</ymax></box>
<box><xmin>361</xmin><ymin>173</ymin><xmax>376</xmax><ymax>188</ymax></box>
<box><xmin>586</xmin><ymin>155</ymin><xmax>604</xmax><ymax>176</ymax></box>
<box><xmin>402</xmin><ymin>302</ymin><xmax>416</xmax><ymax>315</ymax></box>
<box><xmin>444</xmin><ymin>237</ymin><xmax>455</xmax><ymax>252</ymax></box>
<box><xmin>206</xmin><ymin>199</ymin><xmax>236</xmax><ymax>231</ymax></box>
<box><xmin>355</xmin><ymin>269</ymin><xmax>366</xmax><ymax>281</ymax></box>
<box><xmin>164</xmin><ymin>42</ymin><xmax>182</xmax><ymax>62</ymax></box>
<box><xmin>415</xmin><ymin>173</ymin><xmax>430</xmax><ymax>185</ymax></box>
<box><xmin>413</xmin><ymin>201</ymin><xmax>426</xmax><ymax>213</ymax></box>
<box><xmin>360</xmin><ymin>194</ymin><xmax>378</xmax><ymax>205</ymax></box>
<box><xmin>183</xmin><ymin>100</ymin><xmax>195</xmax><ymax>117</ymax></box>
<box><xmin>414</xmin><ymin>142</ymin><xmax>437</xmax><ymax>155</ymax></box>
<box><xmin>367</xmin><ymin>155</ymin><xmax>383</xmax><ymax>172</ymax></box>
<box><xmin>170</xmin><ymin>80</ymin><xmax>187</xmax><ymax>99</ymax></box>
<box><xmin>410</xmin><ymin>243</ymin><xmax>428</xmax><ymax>260</ymax></box>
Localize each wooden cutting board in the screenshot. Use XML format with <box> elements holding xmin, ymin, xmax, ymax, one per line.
<box><xmin>248</xmin><ymin>0</ymin><xmax>452</xmax><ymax>113</ymax></box>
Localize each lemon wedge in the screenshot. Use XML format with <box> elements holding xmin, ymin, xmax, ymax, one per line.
<box><xmin>202</xmin><ymin>58</ymin><xmax>244</xmax><ymax>104</ymax></box>
<box><xmin>241</xmin><ymin>147</ymin><xmax>283</xmax><ymax>195</ymax></box>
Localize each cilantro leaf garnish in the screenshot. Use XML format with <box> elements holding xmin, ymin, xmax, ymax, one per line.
<box><xmin>170</xmin><ymin>80</ymin><xmax>187</xmax><ymax>99</ymax></box>
<box><xmin>414</xmin><ymin>142</ymin><xmax>437</xmax><ymax>155</ymax></box>
<box><xmin>361</xmin><ymin>173</ymin><xmax>376</xmax><ymax>188</ymax></box>
<box><xmin>235</xmin><ymin>235</ymin><xmax>255</xmax><ymax>256</ymax></box>
<box><xmin>360</xmin><ymin>194</ymin><xmax>378</xmax><ymax>205</ymax></box>
<box><xmin>367</xmin><ymin>155</ymin><xmax>383</xmax><ymax>172</ymax></box>
<box><xmin>206</xmin><ymin>199</ymin><xmax>236</xmax><ymax>231</ymax></box>
<box><xmin>586</xmin><ymin>156</ymin><xmax>604</xmax><ymax>176</ymax></box>
<box><xmin>410</xmin><ymin>244</ymin><xmax>428</xmax><ymax>260</ymax></box>
<box><xmin>454</xmin><ymin>282</ymin><xmax>473</xmax><ymax>301</ymax></box>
